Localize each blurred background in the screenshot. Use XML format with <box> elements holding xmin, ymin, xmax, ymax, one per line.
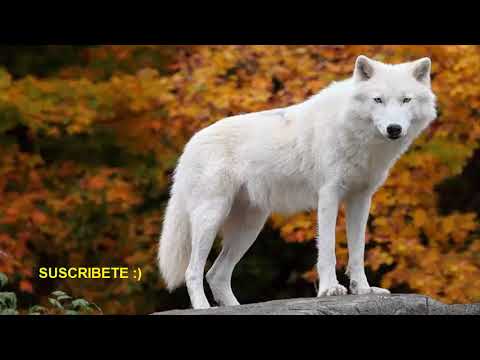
<box><xmin>0</xmin><ymin>45</ymin><xmax>479</xmax><ymax>315</ymax></box>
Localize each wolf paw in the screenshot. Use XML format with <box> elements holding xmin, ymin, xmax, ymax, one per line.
<box><xmin>350</xmin><ymin>280</ymin><xmax>391</xmax><ymax>295</ymax></box>
<box><xmin>318</xmin><ymin>284</ymin><xmax>348</xmax><ymax>297</ymax></box>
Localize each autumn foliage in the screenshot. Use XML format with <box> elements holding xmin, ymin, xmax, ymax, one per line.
<box><xmin>0</xmin><ymin>45</ymin><xmax>480</xmax><ymax>314</ymax></box>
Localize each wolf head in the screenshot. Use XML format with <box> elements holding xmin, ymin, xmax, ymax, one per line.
<box><xmin>349</xmin><ymin>55</ymin><xmax>437</xmax><ymax>142</ymax></box>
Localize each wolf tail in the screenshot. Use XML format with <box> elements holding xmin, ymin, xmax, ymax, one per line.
<box><xmin>158</xmin><ymin>193</ymin><xmax>191</xmax><ymax>292</ymax></box>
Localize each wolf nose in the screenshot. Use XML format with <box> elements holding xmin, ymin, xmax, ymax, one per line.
<box><xmin>387</xmin><ymin>124</ymin><xmax>402</xmax><ymax>138</ymax></box>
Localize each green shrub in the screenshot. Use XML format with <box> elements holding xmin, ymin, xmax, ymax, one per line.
<box><xmin>0</xmin><ymin>272</ymin><xmax>102</xmax><ymax>315</ymax></box>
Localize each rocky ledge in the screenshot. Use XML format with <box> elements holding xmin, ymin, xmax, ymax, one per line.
<box><xmin>153</xmin><ymin>294</ymin><xmax>480</xmax><ymax>315</ymax></box>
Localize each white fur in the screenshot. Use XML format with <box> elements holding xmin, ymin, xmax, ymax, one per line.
<box><xmin>158</xmin><ymin>55</ymin><xmax>437</xmax><ymax>309</ymax></box>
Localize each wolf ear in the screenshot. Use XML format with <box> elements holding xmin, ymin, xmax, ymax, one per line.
<box><xmin>412</xmin><ymin>58</ymin><xmax>432</xmax><ymax>85</ymax></box>
<box><xmin>354</xmin><ymin>55</ymin><xmax>375</xmax><ymax>81</ymax></box>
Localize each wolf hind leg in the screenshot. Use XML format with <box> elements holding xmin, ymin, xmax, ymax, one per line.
<box><xmin>206</xmin><ymin>202</ymin><xmax>269</xmax><ymax>307</ymax></box>
<box><xmin>186</xmin><ymin>197</ymin><xmax>233</xmax><ymax>309</ymax></box>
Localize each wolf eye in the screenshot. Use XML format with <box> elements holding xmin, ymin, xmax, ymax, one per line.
<box><xmin>403</xmin><ymin>97</ymin><xmax>412</xmax><ymax>104</ymax></box>
<box><xmin>374</xmin><ymin>97</ymin><xmax>383</xmax><ymax>104</ymax></box>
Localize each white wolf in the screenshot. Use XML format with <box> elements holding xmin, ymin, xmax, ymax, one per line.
<box><xmin>158</xmin><ymin>55</ymin><xmax>437</xmax><ymax>309</ymax></box>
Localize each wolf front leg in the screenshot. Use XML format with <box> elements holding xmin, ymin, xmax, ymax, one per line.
<box><xmin>345</xmin><ymin>190</ymin><xmax>390</xmax><ymax>295</ymax></box>
<box><xmin>316</xmin><ymin>186</ymin><xmax>348</xmax><ymax>297</ymax></box>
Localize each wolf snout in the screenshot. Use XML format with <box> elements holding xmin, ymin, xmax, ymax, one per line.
<box><xmin>386</xmin><ymin>124</ymin><xmax>402</xmax><ymax>139</ymax></box>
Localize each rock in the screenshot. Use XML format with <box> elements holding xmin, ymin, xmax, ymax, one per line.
<box><xmin>153</xmin><ymin>294</ymin><xmax>480</xmax><ymax>315</ymax></box>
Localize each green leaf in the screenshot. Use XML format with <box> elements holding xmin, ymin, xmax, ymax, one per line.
<box><xmin>0</xmin><ymin>309</ymin><xmax>18</xmax><ymax>315</ymax></box>
<box><xmin>90</xmin><ymin>302</ymin><xmax>103</xmax><ymax>314</ymax></box>
<box><xmin>29</xmin><ymin>305</ymin><xmax>46</xmax><ymax>314</ymax></box>
<box><xmin>57</xmin><ymin>295</ymin><xmax>72</xmax><ymax>302</ymax></box>
<box><xmin>51</xmin><ymin>291</ymin><xmax>67</xmax><ymax>298</ymax></box>
<box><xmin>0</xmin><ymin>292</ymin><xmax>17</xmax><ymax>310</ymax></box>
<box><xmin>71</xmin><ymin>299</ymin><xmax>90</xmax><ymax>309</ymax></box>
<box><xmin>0</xmin><ymin>273</ymin><xmax>8</xmax><ymax>289</ymax></box>
<box><xmin>48</xmin><ymin>298</ymin><xmax>64</xmax><ymax>309</ymax></box>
